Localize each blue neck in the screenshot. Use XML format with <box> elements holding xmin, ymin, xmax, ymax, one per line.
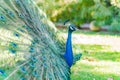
<box><xmin>64</xmin><ymin>31</ymin><xmax>73</xmax><ymax>67</ymax></box>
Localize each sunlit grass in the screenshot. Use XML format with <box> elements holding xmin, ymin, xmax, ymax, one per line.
<box><xmin>71</xmin><ymin>43</ymin><xmax>120</xmax><ymax>80</ymax></box>
<box><xmin>71</xmin><ymin>60</ymin><xmax>120</xmax><ymax>80</ymax></box>
<box><xmin>74</xmin><ymin>44</ymin><xmax>120</xmax><ymax>61</ymax></box>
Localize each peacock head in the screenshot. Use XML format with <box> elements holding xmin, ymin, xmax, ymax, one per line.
<box><xmin>64</xmin><ymin>19</ymin><xmax>78</xmax><ymax>33</ymax></box>
<box><xmin>68</xmin><ymin>24</ymin><xmax>78</xmax><ymax>32</ymax></box>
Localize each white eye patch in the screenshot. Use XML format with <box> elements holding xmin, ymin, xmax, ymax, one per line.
<box><xmin>70</xmin><ymin>26</ymin><xmax>74</xmax><ymax>30</ymax></box>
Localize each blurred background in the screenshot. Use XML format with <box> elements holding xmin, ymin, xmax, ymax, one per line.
<box><xmin>36</xmin><ymin>0</ymin><xmax>120</xmax><ymax>80</ymax></box>
<box><xmin>37</xmin><ymin>0</ymin><xmax>120</xmax><ymax>32</ymax></box>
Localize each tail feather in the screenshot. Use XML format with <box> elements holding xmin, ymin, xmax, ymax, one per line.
<box><xmin>73</xmin><ymin>53</ymin><xmax>82</xmax><ymax>65</ymax></box>
<box><xmin>0</xmin><ymin>0</ymin><xmax>70</xmax><ymax>80</ymax></box>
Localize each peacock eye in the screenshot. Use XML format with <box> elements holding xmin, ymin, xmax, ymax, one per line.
<box><xmin>18</xmin><ymin>13</ymin><xmax>24</xmax><ymax>19</ymax></box>
<box><xmin>0</xmin><ymin>16</ymin><xmax>5</xmax><ymax>21</ymax></box>
<box><xmin>8</xmin><ymin>11</ymin><xmax>14</xmax><ymax>17</ymax></box>
<box><xmin>70</xmin><ymin>26</ymin><xmax>74</xmax><ymax>30</ymax></box>
<box><xmin>15</xmin><ymin>0</ymin><xmax>19</xmax><ymax>4</ymax></box>
<box><xmin>14</xmin><ymin>32</ymin><xmax>20</xmax><ymax>37</ymax></box>
<box><xmin>1</xmin><ymin>16</ymin><xmax>4</xmax><ymax>19</ymax></box>
<box><xmin>20</xmin><ymin>78</ymin><xmax>26</xmax><ymax>80</ymax></box>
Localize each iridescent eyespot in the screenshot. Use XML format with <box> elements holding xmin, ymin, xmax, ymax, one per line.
<box><xmin>31</xmin><ymin>57</ymin><xmax>37</xmax><ymax>62</ymax></box>
<box><xmin>8</xmin><ymin>42</ymin><xmax>18</xmax><ymax>54</ymax></box>
<box><xmin>29</xmin><ymin>63</ymin><xmax>35</xmax><ymax>68</ymax></box>
<box><xmin>20</xmin><ymin>78</ymin><xmax>26</xmax><ymax>80</ymax></box>
<box><xmin>0</xmin><ymin>69</ymin><xmax>4</xmax><ymax>75</ymax></box>
<box><xmin>32</xmin><ymin>71</ymin><xmax>38</xmax><ymax>77</ymax></box>
<box><xmin>29</xmin><ymin>47</ymin><xmax>34</xmax><ymax>53</ymax></box>
<box><xmin>9</xmin><ymin>49</ymin><xmax>16</xmax><ymax>54</ymax></box>
<box><xmin>8</xmin><ymin>11</ymin><xmax>14</xmax><ymax>17</ymax></box>
<box><xmin>0</xmin><ymin>16</ymin><xmax>4</xmax><ymax>19</ymax></box>
<box><xmin>14</xmin><ymin>32</ymin><xmax>20</xmax><ymax>37</ymax></box>
<box><xmin>20</xmin><ymin>67</ymin><xmax>27</xmax><ymax>73</ymax></box>
<box><xmin>0</xmin><ymin>16</ymin><xmax>5</xmax><ymax>21</ymax></box>
<box><xmin>43</xmin><ymin>63</ymin><xmax>47</xmax><ymax>68</ymax></box>
<box><xmin>22</xmin><ymin>25</ymin><xmax>31</xmax><ymax>31</ymax></box>
<box><xmin>18</xmin><ymin>13</ymin><xmax>24</xmax><ymax>19</ymax></box>
<box><xmin>10</xmin><ymin>42</ymin><xmax>18</xmax><ymax>47</ymax></box>
<box><xmin>0</xmin><ymin>69</ymin><xmax>6</xmax><ymax>77</ymax></box>
<box><xmin>34</xmin><ymin>38</ymin><xmax>39</xmax><ymax>43</ymax></box>
<box><xmin>15</xmin><ymin>0</ymin><xmax>20</xmax><ymax>4</ymax></box>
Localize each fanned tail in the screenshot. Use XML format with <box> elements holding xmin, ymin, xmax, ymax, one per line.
<box><xmin>0</xmin><ymin>0</ymin><xmax>70</xmax><ymax>80</ymax></box>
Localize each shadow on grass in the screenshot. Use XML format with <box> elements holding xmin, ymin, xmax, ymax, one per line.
<box><xmin>73</xmin><ymin>44</ymin><xmax>120</xmax><ymax>61</ymax></box>
<box><xmin>71</xmin><ymin>69</ymin><xmax>120</xmax><ymax>80</ymax></box>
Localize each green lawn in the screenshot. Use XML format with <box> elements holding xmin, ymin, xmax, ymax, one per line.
<box><xmin>71</xmin><ymin>44</ymin><xmax>120</xmax><ymax>80</ymax></box>
<box><xmin>59</xmin><ymin>29</ymin><xmax>120</xmax><ymax>80</ymax></box>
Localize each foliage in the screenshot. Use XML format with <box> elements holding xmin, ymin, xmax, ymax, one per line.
<box><xmin>38</xmin><ymin>0</ymin><xmax>94</xmax><ymax>26</ymax></box>
<box><xmin>109</xmin><ymin>1</ymin><xmax>120</xmax><ymax>32</ymax></box>
<box><xmin>110</xmin><ymin>19</ymin><xmax>120</xmax><ymax>32</ymax></box>
<box><xmin>38</xmin><ymin>0</ymin><xmax>120</xmax><ymax>32</ymax></box>
<box><xmin>90</xmin><ymin>0</ymin><xmax>112</xmax><ymax>26</ymax></box>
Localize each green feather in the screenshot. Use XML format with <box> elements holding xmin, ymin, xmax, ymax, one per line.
<box><xmin>0</xmin><ymin>0</ymin><xmax>70</xmax><ymax>80</ymax></box>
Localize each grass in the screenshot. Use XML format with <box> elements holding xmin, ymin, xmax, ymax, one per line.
<box><xmin>59</xmin><ymin>29</ymin><xmax>120</xmax><ymax>80</ymax></box>
<box><xmin>74</xmin><ymin>44</ymin><xmax>120</xmax><ymax>61</ymax></box>
<box><xmin>71</xmin><ymin>44</ymin><xmax>120</xmax><ymax>80</ymax></box>
<box><xmin>60</xmin><ymin>29</ymin><xmax>120</xmax><ymax>37</ymax></box>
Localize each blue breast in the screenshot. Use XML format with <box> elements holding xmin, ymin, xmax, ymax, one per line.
<box><xmin>64</xmin><ymin>31</ymin><xmax>73</xmax><ymax>67</ymax></box>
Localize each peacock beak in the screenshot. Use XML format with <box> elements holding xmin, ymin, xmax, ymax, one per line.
<box><xmin>75</xmin><ymin>27</ymin><xmax>79</xmax><ymax>31</ymax></box>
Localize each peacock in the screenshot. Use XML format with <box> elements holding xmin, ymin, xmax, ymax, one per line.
<box><xmin>0</xmin><ymin>0</ymin><xmax>82</xmax><ymax>80</ymax></box>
